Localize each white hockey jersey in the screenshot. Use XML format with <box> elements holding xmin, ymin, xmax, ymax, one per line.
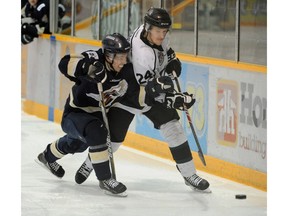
<box><xmin>128</xmin><ymin>24</ymin><xmax>171</xmax><ymax>86</ymax></box>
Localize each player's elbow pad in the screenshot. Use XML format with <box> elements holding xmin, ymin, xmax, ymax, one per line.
<box><xmin>58</xmin><ymin>4</ymin><xmax>66</xmax><ymax>18</ymax></box>
<box><xmin>58</xmin><ymin>55</ymin><xmax>77</xmax><ymax>82</ymax></box>
<box><xmin>58</xmin><ymin>55</ymin><xmax>70</xmax><ymax>75</ymax></box>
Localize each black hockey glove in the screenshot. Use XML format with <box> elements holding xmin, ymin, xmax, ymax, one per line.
<box><xmin>21</xmin><ymin>23</ymin><xmax>39</xmax><ymax>38</ymax></box>
<box><xmin>145</xmin><ymin>76</ymin><xmax>174</xmax><ymax>99</ymax></box>
<box><xmin>144</xmin><ymin>76</ymin><xmax>174</xmax><ymax>106</ymax></box>
<box><xmin>86</xmin><ymin>61</ymin><xmax>107</xmax><ymax>83</ymax></box>
<box><xmin>165</xmin><ymin>92</ymin><xmax>195</xmax><ymax>111</ymax></box>
<box><xmin>21</xmin><ymin>34</ymin><xmax>34</xmax><ymax>45</ymax></box>
<box><xmin>167</xmin><ymin>48</ymin><xmax>176</xmax><ymax>62</ymax></box>
<box><xmin>165</xmin><ymin>58</ymin><xmax>182</xmax><ymax>79</ymax></box>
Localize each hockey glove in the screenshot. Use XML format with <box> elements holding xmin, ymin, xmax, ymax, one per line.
<box><xmin>167</xmin><ymin>48</ymin><xmax>176</xmax><ymax>62</ymax></box>
<box><xmin>145</xmin><ymin>76</ymin><xmax>174</xmax><ymax>99</ymax></box>
<box><xmin>165</xmin><ymin>92</ymin><xmax>195</xmax><ymax>111</ymax></box>
<box><xmin>21</xmin><ymin>23</ymin><xmax>39</xmax><ymax>38</ymax></box>
<box><xmin>21</xmin><ymin>34</ymin><xmax>34</xmax><ymax>45</ymax></box>
<box><xmin>87</xmin><ymin>61</ymin><xmax>107</xmax><ymax>83</ymax></box>
<box><xmin>165</xmin><ymin>58</ymin><xmax>182</xmax><ymax>79</ymax></box>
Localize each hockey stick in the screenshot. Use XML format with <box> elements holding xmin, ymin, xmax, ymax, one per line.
<box><xmin>97</xmin><ymin>82</ymin><xmax>117</xmax><ymax>179</ymax></box>
<box><xmin>172</xmin><ymin>71</ymin><xmax>207</xmax><ymax>166</ymax></box>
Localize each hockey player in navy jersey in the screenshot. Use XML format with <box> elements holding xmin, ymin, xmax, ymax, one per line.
<box><xmin>21</xmin><ymin>0</ymin><xmax>66</xmax><ymax>44</ymax></box>
<box><xmin>36</xmin><ymin>33</ymin><xmax>136</xmax><ymax>196</ymax></box>
<box><xmin>75</xmin><ymin>7</ymin><xmax>210</xmax><ymax>192</ymax></box>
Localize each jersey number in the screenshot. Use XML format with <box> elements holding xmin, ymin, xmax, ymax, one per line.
<box><xmin>136</xmin><ymin>70</ymin><xmax>155</xmax><ymax>84</ymax></box>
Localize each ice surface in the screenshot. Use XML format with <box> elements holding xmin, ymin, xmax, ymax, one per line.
<box><xmin>21</xmin><ymin>112</ymin><xmax>267</xmax><ymax>216</ymax></box>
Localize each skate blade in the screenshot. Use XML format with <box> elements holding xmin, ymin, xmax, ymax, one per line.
<box><xmin>102</xmin><ymin>190</ymin><xmax>128</xmax><ymax>197</ymax></box>
<box><xmin>191</xmin><ymin>187</ymin><xmax>212</xmax><ymax>193</ymax></box>
<box><xmin>34</xmin><ymin>158</ymin><xmax>63</xmax><ymax>179</ymax></box>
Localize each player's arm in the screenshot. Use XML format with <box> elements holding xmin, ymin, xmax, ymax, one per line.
<box><xmin>58</xmin><ymin>50</ymin><xmax>105</xmax><ymax>83</ymax></box>
<box><xmin>165</xmin><ymin>48</ymin><xmax>182</xmax><ymax>79</ymax></box>
<box><xmin>165</xmin><ymin>92</ymin><xmax>195</xmax><ymax>110</ymax></box>
<box><xmin>143</xmin><ymin>76</ymin><xmax>174</xmax><ymax>106</ymax></box>
<box><xmin>21</xmin><ymin>4</ymin><xmax>39</xmax><ymax>44</ymax></box>
<box><xmin>32</xmin><ymin>1</ymin><xmax>49</xmax><ymax>33</ymax></box>
<box><xmin>144</xmin><ymin>76</ymin><xmax>195</xmax><ymax>110</ymax></box>
<box><xmin>58</xmin><ymin>3</ymin><xmax>66</xmax><ymax>19</ymax></box>
<box><xmin>21</xmin><ymin>5</ymin><xmax>35</xmax><ymax>25</ymax></box>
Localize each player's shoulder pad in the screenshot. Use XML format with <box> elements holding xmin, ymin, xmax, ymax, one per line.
<box><xmin>121</xmin><ymin>63</ymin><xmax>134</xmax><ymax>76</ymax></box>
<box><xmin>37</xmin><ymin>0</ymin><xmax>49</xmax><ymax>11</ymax></box>
<box><xmin>132</xmin><ymin>46</ymin><xmax>155</xmax><ymax>67</ymax></box>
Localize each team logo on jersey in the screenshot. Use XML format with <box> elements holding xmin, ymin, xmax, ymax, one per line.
<box><xmin>216</xmin><ymin>79</ymin><xmax>238</xmax><ymax>147</ymax></box>
<box><xmin>158</xmin><ymin>52</ymin><xmax>164</xmax><ymax>66</ymax></box>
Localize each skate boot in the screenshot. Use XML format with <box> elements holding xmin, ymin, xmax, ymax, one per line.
<box><xmin>99</xmin><ymin>178</ymin><xmax>127</xmax><ymax>197</ymax></box>
<box><xmin>184</xmin><ymin>174</ymin><xmax>211</xmax><ymax>192</ymax></box>
<box><xmin>75</xmin><ymin>157</ymin><xmax>93</xmax><ymax>184</ymax></box>
<box><xmin>36</xmin><ymin>152</ymin><xmax>65</xmax><ymax>178</ymax></box>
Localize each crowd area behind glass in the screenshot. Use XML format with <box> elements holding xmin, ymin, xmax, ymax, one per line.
<box><xmin>46</xmin><ymin>0</ymin><xmax>267</xmax><ymax>66</ymax></box>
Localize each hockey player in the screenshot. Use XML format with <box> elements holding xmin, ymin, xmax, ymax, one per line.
<box><xmin>36</xmin><ymin>33</ymin><xmax>134</xmax><ymax>196</ymax></box>
<box><xmin>21</xmin><ymin>0</ymin><xmax>66</xmax><ymax>44</ymax></box>
<box><xmin>75</xmin><ymin>7</ymin><xmax>210</xmax><ymax>192</ymax></box>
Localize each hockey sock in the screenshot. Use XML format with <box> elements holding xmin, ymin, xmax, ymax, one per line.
<box><xmin>170</xmin><ymin>141</ymin><xmax>196</xmax><ymax>177</ymax></box>
<box><xmin>169</xmin><ymin>141</ymin><xmax>192</xmax><ymax>163</ymax></box>
<box><xmin>176</xmin><ymin>160</ymin><xmax>196</xmax><ymax>177</ymax></box>
<box><xmin>44</xmin><ymin>141</ymin><xmax>66</xmax><ymax>163</ymax></box>
<box><xmin>89</xmin><ymin>146</ymin><xmax>111</xmax><ymax>180</ymax></box>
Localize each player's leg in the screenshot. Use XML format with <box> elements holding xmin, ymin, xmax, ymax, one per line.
<box><xmin>84</xmin><ymin>118</ymin><xmax>127</xmax><ymax>196</ymax></box>
<box><xmin>75</xmin><ymin>107</ymin><xmax>135</xmax><ymax>185</ymax></box>
<box><xmin>144</xmin><ymin>104</ymin><xmax>210</xmax><ymax>191</ymax></box>
<box><xmin>37</xmin><ymin>136</ymin><xmax>88</xmax><ymax>178</ymax></box>
<box><xmin>36</xmin><ymin>112</ymin><xmax>91</xmax><ymax>178</ymax></box>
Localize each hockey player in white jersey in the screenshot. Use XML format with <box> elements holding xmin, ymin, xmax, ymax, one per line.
<box><xmin>75</xmin><ymin>7</ymin><xmax>210</xmax><ymax>192</ymax></box>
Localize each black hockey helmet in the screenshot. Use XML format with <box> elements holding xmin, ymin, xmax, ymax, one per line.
<box><xmin>102</xmin><ymin>33</ymin><xmax>130</xmax><ymax>55</ymax></box>
<box><xmin>144</xmin><ymin>7</ymin><xmax>172</xmax><ymax>29</ymax></box>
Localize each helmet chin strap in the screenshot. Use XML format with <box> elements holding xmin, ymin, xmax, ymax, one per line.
<box><xmin>146</xmin><ymin>32</ymin><xmax>154</xmax><ymax>45</ymax></box>
<box><xmin>105</xmin><ymin>58</ymin><xmax>116</xmax><ymax>72</ymax></box>
<box><xmin>142</xmin><ymin>26</ymin><xmax>153</xmax><ymax>45</ymax></box>
<box><xmin>144</xmin><ymin>22</ymin><xmax>151</xmax><ymax>32</ymax></box>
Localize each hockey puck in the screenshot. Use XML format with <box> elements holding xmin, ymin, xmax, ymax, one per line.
<box><xmin>235</xmin><ymin>194</ymin><xmax>247</xmax><ymax>199</ymax></box>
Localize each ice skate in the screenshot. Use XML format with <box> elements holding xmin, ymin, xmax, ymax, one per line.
<box><xmin>184</xmin><ymin>174</ymin><xmax>211</xmax><ymax>193</ymax></box>
<box><xmin>35</xmin><ymin>152</ymin><xmax>65</xmax><ymax>178</ymax></box>
<box><xmin>75</xmin><ymin>157</ymin><xmax>93</xmax><ymax>184</ymax></box>
<box><xmin>99</xmin><ymin>178</ymin><xmax>127</xmax><ymax>197</ymax></box>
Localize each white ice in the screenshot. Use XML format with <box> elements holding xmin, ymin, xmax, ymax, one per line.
<box><xmin>21</xmin><ymin>112</ymin><xmax>267</xmax><ymax>216</ymax></box>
